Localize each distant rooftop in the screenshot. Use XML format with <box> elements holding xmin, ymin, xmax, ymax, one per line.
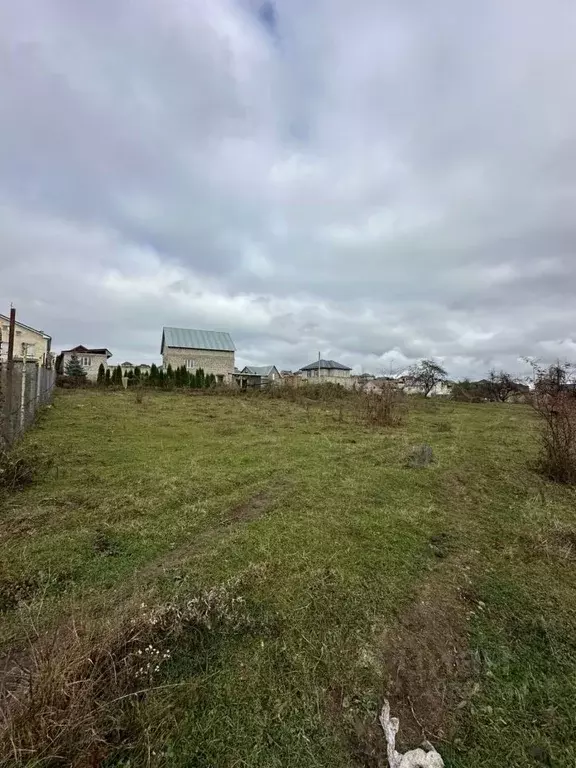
<box><xmin>161</xmin><ymin>327</ymin><xmax>235</xmax><ymax>353</ymax></box>
<box><xmin>62</xmin><ymin>345</ymin><xmax>112</xmax><ymax>358</ymax></box>
<box><xmin>242</xmin><ymin>365</ymin><xmax>277</xmax><ymax>376</ymax></box>
<box><xmin>299</xmin><ymin>359</ymin><xmax>351</xmax><ymax>372</ymax></box>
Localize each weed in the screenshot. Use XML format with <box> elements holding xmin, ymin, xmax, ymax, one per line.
<box><xmin>361</xmin><ymin>383</ymin><xmax>407</xmax><ymax>427</ymax></box>
<box><xmin>0</xmin><ymin>573</ymin><xmax>38</xmax><ymax>612</ymax></box>
<box><xmin>406</xmin><ymin>444</ymin><xmax>434</xmax><ymax>468</ymax></box>
<box><xmin>532</xmin><ymin>391</ymin><xmax>576</xmax><ymax>483</ymax></box>
<box><xmin>0</xmin><ymin>579</ymin><xmax>257</xmax><ymax>766</ymax></box>
<box><xmin>0</xmin><ymin>446</ymin><xmax>50</xmax><ymax>492</ymax></box>
<box><xmin>93</xmin><ymin>528</ymin><xmax>121</xmax><ymax>557</ymax></box>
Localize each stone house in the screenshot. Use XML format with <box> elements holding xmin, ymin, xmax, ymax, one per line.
<box><xmin>298</xmin><ymin>359</ymin><xmax>353</xmax><ymax>387</ymax></box>
<box><xmin>161</xmin><ymin>327</ymin><xmax>235</xmax><ymax>383</ymax></box>
<box><xmin>57</xmin><ymin>345</ymin><xmax>112</xmax><ymax>382</ymax></box>
<box><xmin>0</xmin><ymin>313</ymin><xmax>52</xmax><ymax>365</ymax></box>
<box><xmin>241</xmin><ymin>365</ymin><xmax>282</xmax><ymax>384</ymax></box>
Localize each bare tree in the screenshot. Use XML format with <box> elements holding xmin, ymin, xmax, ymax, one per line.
<box><xmin>522</xmin><ymin>358</ymin><xmax>576</xmax><ymax>483</ymax></box>
<box><xmin>533</xmin><ymin>388</ymin><xmax>576</xmax><ymax>483</ymax></box>
<box><xmin>407</xmin><ymin>359</ymin><xmax>448</xmax><ymax>397</ymax></box>
<box><xmin>523</xmin><ymin>357</ymin><xmax>576</xmax><ymax>395</ymax></box>
<box><xmin>488</xmin><ymin>369</ymin><xmax>522</xmax><ymax>402</ymax></box>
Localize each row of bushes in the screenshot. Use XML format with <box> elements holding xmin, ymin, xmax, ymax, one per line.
<box><xmin>60</xmin><ymin>364</ymin><xmax>220</xmax><ymax>389</ymax></box>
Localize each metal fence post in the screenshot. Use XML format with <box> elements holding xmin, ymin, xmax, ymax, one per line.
<box><xmin>36</xmin><ymin>359</ymin><xmax>42</xmax><ymax>405</ymax></box>
<box><xmin>20</xmin><ymin>343</ymin><xmax>28</xmax><ymax>435</ymax></box>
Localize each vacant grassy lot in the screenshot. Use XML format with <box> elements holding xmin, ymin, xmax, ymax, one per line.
<box><xmin>2</xmin><ymin>389</ymin><xmax>576</xmax><ymax>767</ymax></box>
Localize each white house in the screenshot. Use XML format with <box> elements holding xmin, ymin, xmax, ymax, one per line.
<box><xmin>397</xmin><ymin>377</ymin><xmax>453</xmax><ymax>397</ymax></box>
<box><xmin>57</xmin><ymin>345</ymin><xmax>112</xmax><ymax>382</ymax></box>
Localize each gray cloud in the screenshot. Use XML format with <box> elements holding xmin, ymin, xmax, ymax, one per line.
<box><xmin>1</xmin><ymin>0</ymin><xmax>576</xmax><ymax>378</ymax></box>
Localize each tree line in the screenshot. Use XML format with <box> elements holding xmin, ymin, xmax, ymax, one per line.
<box><xmin>96</xmin><ymin>363</ymin><xmax>218</xmax><ymax>389</ymax></box>
<box><xmin>405</xmin><ymin>358</ymin><xmax>576</xmax><ymax>402</ymax></box>
<box><xmin>63</xmin><ymin>353</ymin><xmax>218</xmax><ymax>389</ymax></box>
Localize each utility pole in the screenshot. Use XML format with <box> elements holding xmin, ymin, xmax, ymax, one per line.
<box><xmin>318</xmin><ymin>350</ymin><xmax>321</xmax><ymax>379</ymax></box>
<box><xmin>5</xmin><ymin>306</ymin><xmax>16</xmax><ymax>442</ymax></box>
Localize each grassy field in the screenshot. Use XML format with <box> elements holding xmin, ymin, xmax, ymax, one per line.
<box><xmin>1</xmin><ymin>389</ymin><xmax>576</xmax><ymax>767</ymax></box>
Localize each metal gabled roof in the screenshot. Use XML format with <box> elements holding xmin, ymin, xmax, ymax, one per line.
<box><xmin>242</xmin><ymin>365</ymin><xmax>277</xmax><ymax>376</ymax></box>
<box><xmin>161</xmin><ymin>327</ymin><xmax>236</xmax><ymax>353</ymax></box>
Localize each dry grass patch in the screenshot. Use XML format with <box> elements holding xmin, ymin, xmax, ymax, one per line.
<box><xmin>223</xmin><ymin>491</ymin><xmax>271</xmax><ymax>525</ymax></box>
<box><xmin>0</xmin><ymin>578</ymin><xmax>258</xmax><ymax>767</ymax></box>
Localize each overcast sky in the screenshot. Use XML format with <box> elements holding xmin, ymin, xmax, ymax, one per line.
<box><xmin>1</xmin><ymin>0</ymin><xmax>576</xmax><ymax>377</ymax></box>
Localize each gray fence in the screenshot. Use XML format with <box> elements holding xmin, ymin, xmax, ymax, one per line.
<box><xmin>0</xmin><ymin>361</ymin><xmax>56</xmax><ymax>448</ymax></box>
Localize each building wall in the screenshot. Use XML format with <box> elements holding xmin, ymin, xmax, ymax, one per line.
<box><xmin>267</xmin><ymin>367</ymin><xmax>281</xmax><ymax>383</ymax></box>
<box><xmin>61</xmin><ymin>351</ymin><xmax>109</xmax><ymax>382</ymax></box>
<box><xmin>400</xmin><ymin>381</ymin><xmax>452</xmax><ymax>397</ymax></box>
<box><xmin>300</xmin><ymin>374</ymin><xmax>355</xmax><ymax>389</ymax></box>
<box><xmin>162</xmin><ymin>347</ymin><xmax>235</xmax><ymax>382</ymax></box>
<box><xmin>302</xmin><ymin>368</ymin><xmax>351</xmax><ymax>379</ymax></box>
<box><xmin>262</xmin><ymin>367</ymin><xmax>281</xmax><ymax>385</ymax></box>
<box><xmin>0</xmin><ymin>322</ymin><xmax>50</xmax><ymax>364</ymax></box>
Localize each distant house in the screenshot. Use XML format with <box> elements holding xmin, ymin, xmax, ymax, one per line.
<box><xmin>0</xmin><ymin>313</ymin><xmax>51</xmax><ymax>365</ymax></box>
<box><xmin>57</xmin><ymin>345</ymin><xmax>112</xmax><ymax>382</ymax></box>
<box><xmin>358</xmin><ymin>377</ymin><xmax>394</xmax><ymax>394</ymax></box>
<box><xmin>120</xmin><ymin>361</ymin><xmax>134</xmax><ymax>376</ymax></box>
<box><xmin>161</xmin><ymin>327</ymin><xmax>235</xmax><ymax>383</ymax></box>
<box><xmin>299</xmin><ymin>359</ymin><xmax>352</xmax><ymax>380</ymax></box>
<box><xmin>241</xmin><ymin>365</ymin><xmax>281</xmax><ymax>384</ymax></box>
<box><xmin>397</xmin><ymin>377</ymin><xmax>453</xmax><ymax>397</ymax></box>
<box><xmin>123</xmin><ymin>363</ymin><xmax>152</xmax><ymax>376</ymax></box>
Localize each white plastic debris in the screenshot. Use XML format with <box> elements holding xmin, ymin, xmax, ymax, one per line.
<box><xmin>379</xmin><ymin>700</ymin><xmax>444</xmax><ymax>768</ymax></box>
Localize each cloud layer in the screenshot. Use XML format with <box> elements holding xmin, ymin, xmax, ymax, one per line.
<box><xmin>2</xmin><ymin>0</ymin><xmax>576</xmax><ymax>376</ymax></box>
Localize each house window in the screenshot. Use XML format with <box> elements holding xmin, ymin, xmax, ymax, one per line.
<box><xmin>217</xmin><ymin>375</ymin><xmax>224</xmax><ymax>383</ymax></box>
<box><xmin>185</xmin><ymin>359</ymin><xmax>195</xmax><ymax>369</ymax></box>
<box><xmin>81</xmin><ymin>356</ymin><xmax>91</xmax><ymax>366</ymax></box>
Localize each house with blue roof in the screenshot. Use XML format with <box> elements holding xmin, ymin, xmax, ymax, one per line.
<box><xmin>161</xmin><ymin>327</ymin><xmax>236</xmax><ymax>383</ymax></box>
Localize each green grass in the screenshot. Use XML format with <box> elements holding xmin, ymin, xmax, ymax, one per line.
<box><xmin>2</xmin><ymin>389</ymin><xmax>576</xmax><ymax>766</ymax></box>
